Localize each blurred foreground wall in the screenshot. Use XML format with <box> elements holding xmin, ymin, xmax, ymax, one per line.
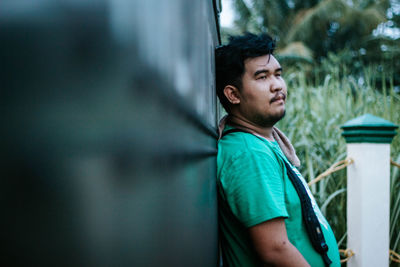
<box><xmin>1</xmin><ymin>0</ymin><xmax>221</xmax><ymax>266</ymax></box>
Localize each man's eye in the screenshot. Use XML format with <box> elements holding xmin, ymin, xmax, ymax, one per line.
<box><xmin>276</xmin><ymin>73</ymin><xmax>282</xmax><ymax>77</ymax></box>
<box><xmin>258</xmin><ymin>76</ymin><xmax>267</xmax><ymax>80</ymax></box>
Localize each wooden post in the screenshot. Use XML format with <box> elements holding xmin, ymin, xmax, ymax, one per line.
<box><xmin>341</xmin><ymin>114</ymin><xmax>398</xmax><ymax>267</ymax></box>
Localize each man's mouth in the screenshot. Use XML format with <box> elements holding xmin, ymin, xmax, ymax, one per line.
<box><xmin>270</xmin><ymin>93</ymin><xmax>286</xmax><ymax>104</ymax></box>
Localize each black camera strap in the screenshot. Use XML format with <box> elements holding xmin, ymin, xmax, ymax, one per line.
<box><xmin>221</xmin><ymin>128</ymin><xmax>332</xmax><ymax>266</ymax></box>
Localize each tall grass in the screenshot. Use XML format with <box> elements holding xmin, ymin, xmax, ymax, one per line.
<box><xmin>277</xmin><ymin>64</ymin><xmax>400</xmax><ymax>266</ymax></box>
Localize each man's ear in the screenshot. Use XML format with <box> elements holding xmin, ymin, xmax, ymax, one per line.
<box><xmin>223</xmin><ymin>85</ymin><xmax>241</xmax><ymax>104</ymax></box>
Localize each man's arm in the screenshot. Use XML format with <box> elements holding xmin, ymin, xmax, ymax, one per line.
<box><xmin>248</xmin><ymin>217</ymin><xmax>310</xmax><ymax>267</ymax></box>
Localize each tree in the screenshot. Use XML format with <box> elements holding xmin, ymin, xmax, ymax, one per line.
<box><xmin>226</xmin><ymin>0</ymin><xmax>400</xmax><ymax>84</ymax></box>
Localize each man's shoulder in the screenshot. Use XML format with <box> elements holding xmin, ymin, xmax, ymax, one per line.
<box><xmin>217</xmin><ymin>130</ymin><xmax>281</xmax><ymax>167</ymax></box>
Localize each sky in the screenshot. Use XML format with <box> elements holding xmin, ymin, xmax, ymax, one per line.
<box><xmin>220</xmin><ymin>0</ymin><xmax>234</xmax><ymax>28</ymax></box>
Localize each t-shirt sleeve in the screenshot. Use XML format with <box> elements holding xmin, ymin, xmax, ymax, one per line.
<box><xmin>221</xmin><ymin>149</ymin><xmax>289</xmax><ymax>228</ymax></box>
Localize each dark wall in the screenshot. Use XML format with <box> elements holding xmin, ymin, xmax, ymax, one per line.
<box><xmin>1</xmin><ymin>0</ymin><xmax>221</xmax><ymax>266</ymax></box>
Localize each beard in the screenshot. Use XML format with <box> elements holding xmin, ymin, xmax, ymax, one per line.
<box><xmin>252</xmin><ymin>109</ymin><xmax>286</xmax><ymax>128</ymax></box>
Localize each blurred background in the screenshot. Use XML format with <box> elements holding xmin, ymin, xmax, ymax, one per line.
<box><xmin>221</xmin><ymin>0</ymin><xmax>400</xmax><ymax>87</ymax></box>
<box><xmin>220</xmin><ymin>1</ymin><xmax>400</xmax><ymax>266</ymax></box>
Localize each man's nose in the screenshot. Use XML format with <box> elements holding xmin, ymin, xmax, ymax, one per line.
<box><xmin>270</xmin><ymin>77</ymin><xmax>283</xmax><ymax>92</ymax></box>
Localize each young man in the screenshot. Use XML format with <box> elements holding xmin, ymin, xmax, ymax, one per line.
<box><xmin>215</xmin><ymin>33</ymin><xmax>341</xmax><ymax>267</ymax></box>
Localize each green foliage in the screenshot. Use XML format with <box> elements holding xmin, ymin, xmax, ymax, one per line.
<box><xmin>228</xmin><ymin>0</ymin><xmax>399</xmax><ymax>76</ymax></box>
<box><xmin>285</xmin><ymin>0</ymin><xmax>387</xmax><ymax>58</ymax></box>
<box><xmin>276</xmin><ymin>61</ymin><xmax>400</xmax><ymax>265</ymax></box>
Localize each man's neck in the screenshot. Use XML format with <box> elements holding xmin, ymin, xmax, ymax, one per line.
<box><xmin>228</xmin><ymin>114</ymin><xmax>275</xmax><ymax>141</ymax></box>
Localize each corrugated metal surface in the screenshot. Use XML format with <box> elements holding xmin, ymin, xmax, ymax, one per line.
<box><xmin>1</xmin><ymin>0</ymin><xmax>220</xmax><ymax>266</ymax></box>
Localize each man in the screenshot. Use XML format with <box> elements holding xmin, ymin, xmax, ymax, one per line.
<box><xmin>215</xmin><ymin>33</ymin><xmax>341</xmax><ymax>267</ymax></box>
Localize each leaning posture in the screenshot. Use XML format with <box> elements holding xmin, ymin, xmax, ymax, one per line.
<box><xmin>216</xmin><ymin>33</ymin><xmax>341</xmax><ymax>267</ymax></box>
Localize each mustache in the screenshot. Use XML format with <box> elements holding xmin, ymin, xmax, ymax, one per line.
<box><xmin>270</xmin><ymin>93</ymin><xmax>286</xmax><ymax>103</ymax></box>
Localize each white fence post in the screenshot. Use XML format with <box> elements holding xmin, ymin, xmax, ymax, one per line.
<box><xmin>341</xmin><ymin>114</ymin><xmax>398</xmax><ymax>267</ymax></box>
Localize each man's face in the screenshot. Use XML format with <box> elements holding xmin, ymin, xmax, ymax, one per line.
<box><xmin>237</xmin><ymin>54</ymin><xmax>287</xmax><ymax>127</ymax></box>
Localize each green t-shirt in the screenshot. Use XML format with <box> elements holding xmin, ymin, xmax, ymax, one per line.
<box><xmin>217</xmin><ymin>127</ymin><xmax>340</xmax><ymax>267</ymax></box>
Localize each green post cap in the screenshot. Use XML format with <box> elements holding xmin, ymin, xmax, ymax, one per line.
<box><xmin>341</xmin><ymin>114</ymin><xmax>398</xmax><ymax>143</ymax></box>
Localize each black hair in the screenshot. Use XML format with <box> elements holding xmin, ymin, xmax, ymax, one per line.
<box><xmin>215</xmin><ymin>32</ymin><xmax>276</xmax><ymax>112</ymax></box>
